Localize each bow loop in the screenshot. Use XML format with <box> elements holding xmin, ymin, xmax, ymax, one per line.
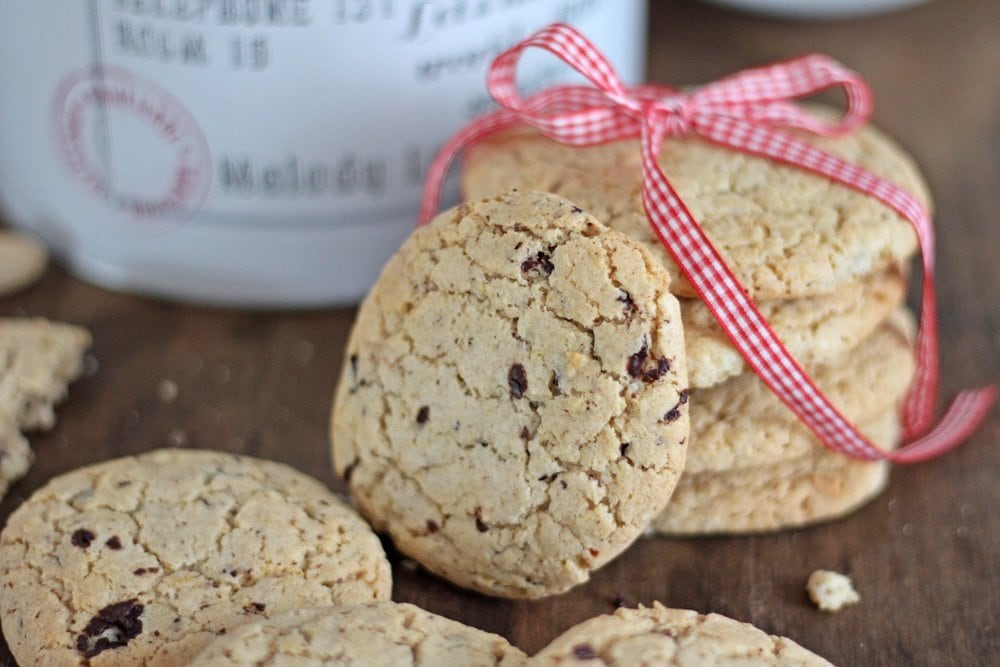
<box><xmin>687</xmin><ymin>53</ymin><xmax>873</xmax><ymax>137</ymax></box>
<box><xmin>488</xmin><ymin>23</ymin><xmax>633</xmax><ymax>115</ymax></box>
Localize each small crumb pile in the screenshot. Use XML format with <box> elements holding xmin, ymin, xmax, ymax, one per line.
<box><xmin>807</xmin><ymin>570</ymin><xmax>861</xmax><ymax>612</ymax></box>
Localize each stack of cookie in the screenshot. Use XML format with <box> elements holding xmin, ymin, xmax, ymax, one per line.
<box><xmin>461</xmin><ymin>109</ymin><xmax>927</xmax><ymax>534</ymax></box>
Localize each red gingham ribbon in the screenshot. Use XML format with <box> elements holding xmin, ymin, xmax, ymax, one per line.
<box><xmin>418</xmin><ymin>23</ymin><xmax>995</xmax><ymax>463</ymax></box>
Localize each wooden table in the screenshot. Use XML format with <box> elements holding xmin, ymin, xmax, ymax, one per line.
<box><xmin>2</xmin><ymin>0</ymin><xmax>997</xmax><ymax>663</ymax></box>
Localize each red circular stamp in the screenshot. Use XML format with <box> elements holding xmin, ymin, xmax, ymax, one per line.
<box><xmin>51</xmin><ymin>66</ymin><xmax>211</xmax><ymax>220</ymax></box>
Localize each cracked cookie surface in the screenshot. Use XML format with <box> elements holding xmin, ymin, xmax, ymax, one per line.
<box><xmin>686</xmin><ymin>309</ymin><xmax>915</xmax><ymax>473</ymax></box>
<box><xmin>462</xmin><ymin>107</ymin><xmax>926</xmax><ymax>301</ymax></box>
<box><xmin>530</xmin><ymin>602</ymin><xmax>832</xmax><ymax>665</ymax></box>
<box><xmin>0</xmin><ymin>448</ymin><xmax>392</xmax><ymax>666</ymax></box>
<box><xmin>331</xmin><ymin>190</ymin><xmax>688</xmax><ymax>599</ymax></box>
<box><xmin>192</xmin><ymin>601</ymin><xmax>526</xmax><ymax>666</ymax></box>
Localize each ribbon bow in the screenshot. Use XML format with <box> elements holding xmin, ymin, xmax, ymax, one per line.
<box><xmin>418</xmin><ymin>23</ymin><xmax>995</xmax><ymax>463</ymax></box>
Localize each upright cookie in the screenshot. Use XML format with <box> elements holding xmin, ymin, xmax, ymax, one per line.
<box><xmin>462</xmin><ymin>109</ymin><xmax>927</xmax><ymax>301</ymax></box>
<box><xmin>652</xmin><ymin>408</ymin><xmax>899</xmax><ymax>535</ymax></box>
<box><xmin>0</xmin><ymin>449</ymin><xmax>392</xmax><ymax>666</ymax></box>
<box><xmin>332</xmin><ymin>190</ymin><xmax>689</xmax><ymax>599</ymax></box>
<box><xmin>192</xmin><ymin>602</ymin><xmax>527</xmax><ymax>666</ymax></box>
<box><xmin>531</xmin><ymin>602</ymin><xmax>832</xmax><ymax>666</ymax></box>
<box><xmin>686</xmin><ymin>309</ymin><xmax>915</xmax><ymax>473</ymax></box>
<box><xmin>683</xmin><ymin>266</ymin><xmax>906</xmax><ymax>388</ymax></box>
<box><xmin>0</xmin><ymin>318</ymin><xmax>91</xmax><ymax>497</ymax></box>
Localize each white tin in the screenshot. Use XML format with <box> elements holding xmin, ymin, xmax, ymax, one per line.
<box><xmin>0</xmin><ymin>0</ymin><xmax>646</xmax><ymax>306</ymax></box>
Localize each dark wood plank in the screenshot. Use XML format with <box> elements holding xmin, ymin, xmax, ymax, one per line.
<box><xmin>1</xmin><ymin>0</ymin><xmax>997</xmax><ymax>663</ymax></box>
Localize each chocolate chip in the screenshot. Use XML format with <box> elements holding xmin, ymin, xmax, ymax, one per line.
<box><xmin>105</xmin><ymin>536</ymin><xmax>122</xmax><ymax>550</ymax></box>
<box><xmin>571</xmin><ymin>205</ymin><xmax>583</xmax><ymax>213</ymax></box>
<box><xmin>426</xmin><ymin>520</ymin><xmax>440</xmax><ymax>534</ymax></box>
<box><xmin>643</xmin><ymin>357</ymin><xmax>670</xmax><ymax>382</ymax></box>
<box><xmin>75</xmin><ymin>599</ymin><xmax>144</xmax><ymax>658</ymax></box>
<box><xmin>519</xmin><ymin>426</ymin><xmax>531</xmax><ymax>441</ymax></box>
<box><xmin>416</xmin><ymin>406</ymin><xmax>430</xmax><ymax>424</ymax></box>
<box><xmin>521</xmin><ymin>251</ymin><xmax>555</xmax><ymax>277</ymax></box>
<box><xmin>662</xmin><ymin>392</ymin><xmax>688</xmax><ymax>423</ymax></box>
<box><xmin>572</xmin><ymin>643</ymin><xmax>597</xmax><ymax>660</ymax></box>
<box><xmin>508</xmin><ymin>364</ymin><xmax>527</xmax><ymax>399</ymax></box>
<box><xmin>475</xmin><ymin>508</ymin><xmax>489</xmax><ymax>532</ymax></box>
<box><xmin>560</xmin><ymin>480</ymin><xmax>568</xmax><ymax>489</ymax></box>
<box><xmin>589</xmin><ymin>548</ymin><xmax>600</xmax><ymax>557</ymax></box>
<box><xmin>133</xmin><ymin>567</ymin><xmax>159</xmax><ymax>576</ymax></box>
<box><xmin>620</xmin><ymin>443</ymin><xmax>630</xmax><ymax>456</ymax></box>
<box><xmin>617</xmin><ymin>290</ymin><xmax>638</xmax><ymax>322</ymax></box>
<box><xmin>349</xmin><ymin>354</ymin><xmax>358</xmax><ymax>378</ymax></box>
<box><xmin>627</xmin><ymin>341</ymin><xmax>671</xmax><ymax>383</ymax></box>
<box><xmin>244</xmin><ymin>602</ymin><xmax>266</xmax><ymax>614</ymax></box>
<box><xmin>627</xmin><ymin>343</ymin><xmax>648</xmax><ymax>378</ymax></box>
<box><xmin>71</xmin><ymin>529</ymin><xmax>95</xmax><ymax>549</ymax></box>
<box><xmin>549</xmin><ymin>372</ymin><xmax>561</xmax><ymax>396</ymax></box>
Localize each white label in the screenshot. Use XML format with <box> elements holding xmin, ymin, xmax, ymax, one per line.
<box><xmin>67</xmin><ymin>0</ymin><xmax>647</xmax><ymax>226</ymax></box>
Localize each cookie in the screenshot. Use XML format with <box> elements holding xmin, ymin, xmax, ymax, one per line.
<box><xmin>0</xmin><ymin>423</ymin><xmax>32</xmax><ymax>500</ymax></box>
<box><xmin>686</xmin><ymin>309</ymin><xmax>915</xmax><ymax>473</ymax></box>
<box><xmin>0</xmin><ymin>318</ymin><xmax>91</xmax><ymax>498</ymax></box>
<box><xmin>0</xmin><ymin>449</ymin><xmax>392</xmax><ymax>666</ymax></box>
<box><xmin>331</xmin><ymin>190</ymin><xmax>689</xmax><ymax>599</ymax></box>
<box><xmin>651</xmin><ymin>408</ymin><xmax>899</xmax><ymax>535</ymax></box>
<box><xmin>462</xmin><ymin>108</ymin><xmax>927</xmax><ymax>301</ymax></box>
<box><xmin>683</xmin><ymin>265</ymin><xmax>906</xmax><ymax>388</ymax></box>
<box><xmin>191</xmin><ymin>601</ymin><xmax>527</xmax><ymax>666</ymax></box>
<box><xmin>0</xmin><ymin>318</ymin><xmax>91</xmax><ymax>431</ymax></box>
<box><xmin>0</xmin><ymin>229</ymin><xmax>48</xmax><ymax>297</ymax></box>
<box><xmin>531</xmin><ymin>602</ymin><xmax>832</xmax><ymax>666</ymax></box>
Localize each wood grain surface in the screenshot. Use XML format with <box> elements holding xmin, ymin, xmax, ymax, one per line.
<box><xmin>1</xmin><ymin>0</ymin><xmax>997</xmax><ymax>664</ymax></box>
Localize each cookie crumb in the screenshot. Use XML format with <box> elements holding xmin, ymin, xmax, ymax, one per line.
<box><xmin>807</xmin><ymin>570</ymin><xmax>860</xmax><ymax>612</ymax></box>
<box><xmin>157</xmin><ymin>379</ymin><xmax>179</xmax><ymax>403</ymax></box>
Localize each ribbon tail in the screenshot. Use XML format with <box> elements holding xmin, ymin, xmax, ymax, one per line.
<box><xmin>889</xmin><ymin>386</ymin><xmax>997</xmax><ymax>463</ymax></box>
